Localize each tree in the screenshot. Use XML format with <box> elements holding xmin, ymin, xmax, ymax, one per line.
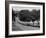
<box><xmin>18</xmin><ymin>9</ymin><xmax>40</xmax><ymax>26</ymax></box>
<box><xmin>12</xmin><ymin>9</ymin><xmax>15</xmax><ymax>21</ymax></box>
<box><xmin>18</xmin><ymin>10</ymin><xmax>32</xmax><ymax>22</ymax></box>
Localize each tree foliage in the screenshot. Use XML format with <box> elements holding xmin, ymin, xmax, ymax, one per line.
<box><xmin>18</xmin><ymin>9</ymin><xmax>40</xmax><ymax>22</ymax></box>
<box><xmin>12</xmin><ymin>9</ymin><xmax>40</xmax><ymax>22</ymax></box>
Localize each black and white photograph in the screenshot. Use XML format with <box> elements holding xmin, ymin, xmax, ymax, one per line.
<box><xmin>12</xmin><ymin>6</ymin><xmax>40</xmax><ymax>31</ymax></box>
<box><xmin>5</xmin><ymin>1</ymin><xmax>45</xmax><ymax>37</ymax></box>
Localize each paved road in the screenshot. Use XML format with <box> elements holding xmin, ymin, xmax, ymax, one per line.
<box><xmin>12</xmin><ymin>18</ymin><xmax>40</xmax><ymax>31</ymax></box>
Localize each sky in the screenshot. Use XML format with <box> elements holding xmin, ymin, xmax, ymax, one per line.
<box><xmin>13</xmin><ymin>7</ymin><xmax>40</xmax><ymax>11</ymax></box>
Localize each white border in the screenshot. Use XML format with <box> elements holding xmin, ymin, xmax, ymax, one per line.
<box><xmin>9</xmin><ymin>4</ymin><xmax>43</xmax><ymax>35</ymax></box>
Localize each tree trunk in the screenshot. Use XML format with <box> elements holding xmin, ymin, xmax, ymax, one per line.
<box><xmin>33</xmin><ymin>22</ymin><xmax>34</xmax><ymax>26</ymax></box>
